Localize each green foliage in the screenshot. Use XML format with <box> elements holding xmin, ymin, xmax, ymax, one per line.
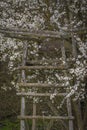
<box><xmin>0</xmin><ymin>119</ymin><xmax>19</xmax><ymax>130</ymax></box>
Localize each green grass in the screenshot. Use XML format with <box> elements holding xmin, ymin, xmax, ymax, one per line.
<box><xmin>0</xmin><ymin>119</ymin><xmax>19</xmax><ymax>130</ymax></box>
<box><xmin>0</xmin><ymin>118</ymin><xmax>47</xmax><ymax>130</ymax></box>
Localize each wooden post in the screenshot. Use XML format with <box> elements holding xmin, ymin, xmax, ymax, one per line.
<box><xmin>21</xmin><ymin>96</ymin><xmax>26</xmax><ymax>130</ymax></box>
<box><xmin>20</xmin><ymin>42</ymin><xmax>28</xmax><ymax>130</ymax></box>
<box><xmin>61</xmin><ymin>40</ymin><xmax>66</xmax><ymax>63</ymax></box>
<box><xmin>72</xmin><ymin>35</ymin><xmax>77</xmax><ymax>59</ymax></box>
<box><xmin>67</xmin><ymin>98</ymin><xmax>74</xmax><ymax>130</ymax></box>
<box><xmin>61</xmin><ymin>40</ymin><xmax>74</xmax><ymax>130</ymax></box>
<box><xmin>32</xmin><ymin>102</ymin><xmax>36</xmax><ymax>130</ymax></box>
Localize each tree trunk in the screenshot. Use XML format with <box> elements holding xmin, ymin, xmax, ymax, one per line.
<box><xmin>73</xmin><ymin>101</ymin><xmax>84</xmax><ymax>130</ymax></box>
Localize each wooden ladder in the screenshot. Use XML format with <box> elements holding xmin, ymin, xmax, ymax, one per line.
<box><xmin>17</xmin><ymin>34</ymin><xmax>77</xmax><ymax>130</ymax></box>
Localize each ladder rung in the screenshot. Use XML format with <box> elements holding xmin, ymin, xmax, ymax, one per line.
<box><xmin>18</xmin><ymin>115</ymin><xmax>74</xmax><ymax>120</ymax></box>
<box><xmin>0</xmin><ymin>27</ymin><xmax>63</xmax><ymax>39</ymax></box>
<box><xmin>17</xmin><ymin>92</ymin><xmax>67</xmax><ymax>96</ymax></box>
<box><xmin>18</xmin><ymin>65</ymin><xmax>68</xmax><ymax>70</ymax></box>
<box><xmin>26</xmin><ymin>59</ymin><xmax>62</xmax><ymax>65</ymax></box>
<box><xmin>18</xmin><ymin>83</ymin><xmax>66</xmax><ymax>88</ymax></box>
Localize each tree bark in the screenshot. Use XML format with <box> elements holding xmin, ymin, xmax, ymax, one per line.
<box><xmin>73</xmin><ymin>101</ymin><xmax>84</xmax><ymax>130</ymax></box>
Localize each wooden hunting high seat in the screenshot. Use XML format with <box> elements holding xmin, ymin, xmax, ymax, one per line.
<box><xmin>0</xmin><ymin>26</ymin><xmax>77</xmax><ymax>130</ymax></box>
<box><xmin>16</xmin><ymin>31</ymin><xmax>76</xmax><ymax>130</ymax></box>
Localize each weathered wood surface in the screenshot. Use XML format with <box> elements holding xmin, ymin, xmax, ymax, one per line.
<box><xmin>61</xmin><ymin>40</ymin><xmax>74</xmax><ymax>130</ymax></box>
<box><xmin>18</xmin><ymin>65</ymin><xmax>68</xmax><ymax>70</ymax></box>
<box><xmin>18</xmin><ymin>83</ymin><xmax>66</xmax><ymax>88</ymax></box>
<box><xmin>17</xmin><ymin>92</ymin><xmax>67</xmax><ymax>96</ymax></box>
<box><xmin>61</xmin><ymin>41</ymin><xmax>66</xmax><ymax>63</ymax></box>
<box><xmin>20</xmin><ymin>42</ymin><xmax>28</xmax><ymax>130</ymax></box>
<box><xmin>67</xmin><ymin>98</ymin><xmax>74</xmax><ymax>130</ymax></box>
<box><xmin>73</xmin><ymin>101</ymin><xmax>84</xmax><ymax>130</ymax></box>
<box><xmin>26</xmin><ymin>59</ymin><xmax>62</xmax><ymax>65</ymax></box>
<box><xmin>0</xmin><ymin>27</ymin><xmax>86</xmax><ymax>40</ymax></box>
<box><xmin>21</xmin><ymin>97</ymin><xmax>25</xmax><ymax>130</ymax></box>
<box><xmin>72</xmin><ymin>35</ymin><xmax>77</xmax><ymax>58</ymax></box>
<box><xmin>0</xmin><ymin>27</ymin><xmax>63</xmax><ymax>39</ymax></box>
<box><xmin>18</xmin><ymin>115</ymin><xmax>74</xmax><ymax>120</ymax></box>
<box><xmin>32</xmin><ymin>103</ymin><xmax>36</xmax><ymax>130</ymax></box>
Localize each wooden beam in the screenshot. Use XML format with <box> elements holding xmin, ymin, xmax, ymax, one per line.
<box><xmin>0</xmin><ymin>27</ymin><xmax>63</xmax><ymax>39</ymax></box>
<box><xmin>18</xmin><ymin>115</ymin><xmax>74</xmax><ymax>120</ymax></box>
<box><xmin>62</xmin><ymin>28</ymin><xmax>87</xmax><ymax>34</ymax></box>
<box><xmin>26</xmin><ymin>59</ymin><xmax>62</xmax><ymax>65</ymax></box>
<box><xmin>0</xmin><ymin>27</ymin><xmax>86</xmax><ymax>40</ymax></box>
<box><xmin>18</xmin><ymin>83</ymin><xmax>66</xmax><ymax>88</ymax></box>
<box><xmin>4</xmin><ymin>33</ymin><xmax>40</xmax><ymax>41</ymax></box>
<box><xmin>17</xmin><ymin>92</ymin><xmax>67</xmax><ymax>96</ymax></box>
<box><xmin>17</xmin><ymin>65</ymin><xmax>68</xmax><ymax>70</ymax></box>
